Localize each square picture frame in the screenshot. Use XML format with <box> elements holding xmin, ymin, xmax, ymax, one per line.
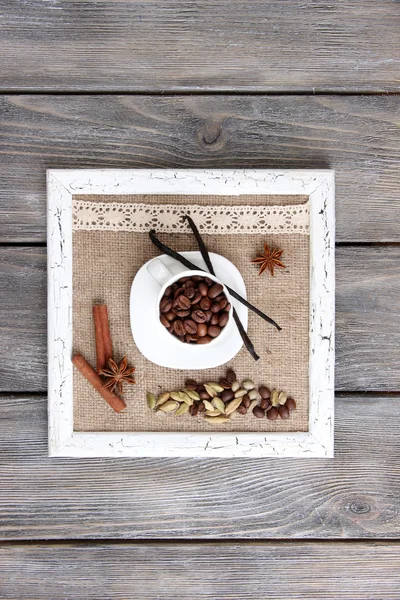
<box><xmin>47</xmin><ymin>169</ymin><xmax>335</xmax><ymax>457</ymax></box>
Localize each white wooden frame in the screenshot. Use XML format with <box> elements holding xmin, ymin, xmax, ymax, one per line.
<box><xmin>47</xmin><ymin>169</ymin><xmax>335</xmax><ymax>458</ymax></box>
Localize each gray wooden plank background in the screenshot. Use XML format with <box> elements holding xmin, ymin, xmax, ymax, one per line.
<box><xmin>1</xmin><ymin>394</ymin><xmax>399</xmax><ymax>540</ymax></box>
<box><xmin>1</xmin><ymin>1</ymin><xmax>398</xmax><ymax>92</ymax></box>
<box><xmin>1</xmin><ymin>1</ymin><xmax>399</xmax><ymax>596</ymax></box>
<box><xmin>0</xmin><ymin>95</ymin><xmax>399</xmax><ymax>243</ymax></box>
<box><xmin>1</xmin><ymin>542</ymin><xmax>400</xmax><ymax>599</ymax></box>
<box><xmin>1</xmin><ymin>246</ymin><xmax>399</xmax><ymax>392</ymax></box>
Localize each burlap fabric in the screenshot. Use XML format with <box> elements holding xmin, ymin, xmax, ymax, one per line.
<box><xmin>73</xmin><ymin>194</ymin><xmax>309</xmax><ymax>432</ymax></box>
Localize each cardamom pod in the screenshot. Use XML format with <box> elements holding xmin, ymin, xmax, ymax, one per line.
<box><xmin>204</xmin><ymin>384</ymin><xmax>217</xmax><ymax>398</ymax></box>
<box><xmin>248</xmin><ymin>399</ymin><xmax>259</xmax><ymax>412</ymax></box>
<box><xmin>146</xmin><ymin>392</ymin><xmax>156</xmax><ymax>410</ymax></box>
<box><xmin>175</xmin><ymin>402</ymin><xmax>190</xmax><ymax>416</ymax></box>
<box><xmin>178</xmin><ymin>391</ymin><xmax>193</xmax><ymax>406</ymax></box>
<box><xmin>231</xmin><ymin>380</ymin><xmax>240</xmax><ymax>392</ymax></box>
<box><xmin>184</xmin><ymin>389</ymin><xmax>201</xmax><ymax>401</ymax></box>
<box><xmin>203</xmin><ymin>400</ymin><xmax>215</xmax><ymax>411</ymax></box>
<box><xmin>158</xmin><ymin>400</ymin><xmax>179</xmax><ymax>412</ymax></box>
<box><xmin>205</xmin><ymin>409</ymin><xmax>222</xmax><ymax>417</ymax></box>
<box><xmin>205</xmin><ymin>415</ymin><xmax>230</xmax><ymax>424</ymax></box>
<box><xmin>156</xmin><ymin>392</ymin><xmax>171</xmax><ymax>406</ymax></box>
<box><xmin>212</xmin><ymin>398</ymin><xmax>226</xmax><ymax>414</ymax></box>
<box><xmin>225</xmin><ymin>397</ymin><xmax>243</xmax><ymax>415</ymax></box>
<box><xmin>278</xmin><ymin>391</ymin><xmax>287</xmax><ymax>405</ymax></box>
<box><xmin>206</xmin><ymin>381</ymin><xmax>225</xmax><ymax>393</ymax></box>
<box><xmin>234</xmin><ymin>389</ymin><xmax>247</xmax><ymax>398</ymax></box>
<box><xmin>270</xmin><ymin>389</ymin><xmax>279</xmax><ymax>406</ymax></box>
<box><xmin>170</xmin><ymin>392</ymin><xmax>183</xmax><ymax>403</ymax></box>
<box><xmin>242</xmin><ymin>379</ymin><xmax>255</xmax><ymax>391</ymax></box>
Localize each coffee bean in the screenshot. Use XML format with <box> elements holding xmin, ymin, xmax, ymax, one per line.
<box><xmin>184</xmin><ymin>286</ymin><xmax>196</xmax><ymax>299</ymax></box>
<box><xmin>237</xmin><ymin>405</ymin><xmax>247</xmax><ymax>415</ymax></box>
<box><xmin>197</xmin><ymin>335</ymin><xmax>212</xmax><ymax>344</ymax></box>
<box><xmin>160</xmin><ymin>275</ymin><xmax>230</xmax><ymax>345</ymax></box>
<box><xmin>199</xmin><ymin>390</ymin><xmax>211</xmax><ymax>400</ymax></box>
<box><xmin>218</xmin><ymin>311</ymin><xmax>229</xmax><ymax>327</ymax></box>
<box><xmin>210</xmin><ymin>302</ymin><xmax>221</xmax><ymax>313</ymax></box>
<box><xmin>208</xmin><ymin>325</ymin><xmax>221</xmax><ymax>338</ymax></box>
<box><xmin>208</xmin><ymin>283</ymin><xmax>224</xmax><ymax>298</ymax></box>
<box><xmin>189</xmin><ymin>403</ymin><xmax>199</xmax><ymax>416</ymax></box>
<box><xmin>192</xmin><ymin>310</ymin><xmax>207</xmax><ymax>323</ymax></box>
<box><xmin>185</xmin><ymin>333</ymin><xmax>198</xmax><ymax>343</ymax></box>
<box><xmin>260</xmin><ymin>398</ymin><xmax>270</xmax><ymax>410</ymax></box>
<box><xmin>175</xmin><ymin>309</ymin><xmax>191</xmax><ymax>318</ymax></box>
<box><xmin>219</xmin><ymin>378</ymin><xmax>231</xmax><ymax>389</ymax></box>
<box><xmin>185</xmin><ymin>379</ymin><xmax>197</xmax><ymax>390</ymax></box>
<box><xmin>259</xmin><ymin>386</ymin><xmax>271</xmax><ymax>399</ymax></box>
<box><xmin>198</xmin><ymin>401</ymin><xmax>206</xmax><ymax>413</ymax></box>
<box><xmin>160</xmin><ymin>314</ymin><xmax>170</xmax><ymax>328</ymax></box>
<box><xmin>160</xmin><ymin>297</ymin><xmax>172</xmax><ymax>313</ymax></box>
<box><xmin>183</xmin><ymin>319</ymin><xmax>197</xmax><ymax>334</ymax></box>
<box><xmin>199</xmin><ymin>282</ymin><xmax>209</xmax><ymax>296</ymax></box>
<box><xmin>278</xmin><ymin>405</ymin><xmax>290</xmax><ymax>419</ymax></box>
<box><xmin>210</xmin><ymin>313</ymin><xmax>219</xmax><ymax>325</ymax></box>
<box><xmin>173</xmin><ymin>320</ymin><xmax>186</xmax><ymax>337</ymax></box>
<box><xmin>225</xmin><ymin>303</ymin><xmax>231</xmax><ymax>312</ymax></box>
<box><xmin>176</xmin><ymin>295</ymin><xmax>191</xmax><ymax>310</ymax></box>
<box><xmin>164</xmin><ymin>311</ymin><xmax>176</xmax><ymax>321</ymax></box>
<box><xmin>253</xmin><ymin>406</ymin><xmax>265</xmax><ymax>418</ymax></box>
<box><xmin>221</xmin><ymin>388</ymin><xmax>234</xmax><ymax>402</ymax></box>
<box><xmin>266</xmin><ymin>407</ymin><xmax>279</xmax><ymax>421</ymax></box>
<box><xmin>242</xmin><ymin>395</ymin><xmax>251</xmax><ymax>409</ymax></box>
<box><xmin>191</xmin><ymin>291</ymin><xmax>203</xmax><ymax>305</ymax></box>
<box><xmin>226</xmin><ymin>369</ymin><xmax>236</xmax><ymax>384</ymax></box>
<box><xmin>200</xmin><ymin>297</ymin><xmax>212</xmax><ymax>310</ymax></box>
<box><xmin>286</xmin><ymin>397</ymin><xmax>296</xmax><ymax>412</ymax></box>
<box><xmin>174</xmin><ymin>286</ymin><xmax>185</xmax><ymax>298</ymax></box>
<box><xmin>197</xmin><ymin>323</ymin><xmax>208</xmax><ymax>337</ymax></box>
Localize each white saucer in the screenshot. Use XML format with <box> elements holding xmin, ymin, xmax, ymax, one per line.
<box><xmin>130</xmin><ymin>252</ymin><xmax>248</xmax><ymax>369</ymax></box>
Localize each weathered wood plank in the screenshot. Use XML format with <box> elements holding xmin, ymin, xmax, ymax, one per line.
<box><xmin>1</xmin><ymin>1</ymin><xmax>398</xmax><ymax>92</ymax></box>
<box><xmin>1</xmin><ymin>246</ymin><xmax>399</xmax><ymax>392</ymax></box>
<box><xmin>0</xmin><ymin>394</ymin><xmax>399</xmax><ymax>539</ymax></box>
<box><xmin>1</xmin><ymin>541</ymin><xmax>400</xmax><ymax>599</ymax></box>
<box><xmin>0</xmin><ymin>95</ymin><xmax>399</xmax><ymax>243</ymax></box>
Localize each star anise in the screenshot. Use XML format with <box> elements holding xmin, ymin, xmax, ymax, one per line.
<box><xmin>100</xmin><ymin>357</ymin><xmax>136</xmax><ymax>396</ymax></box>
<box><xmin>251</xmin><ymin>243</ymin><xmax>286</xmax><ymax>276</ymax></box>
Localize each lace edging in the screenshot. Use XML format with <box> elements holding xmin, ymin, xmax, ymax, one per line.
<box><xmin>72</xmin><ymin>201</ymin><xmax>309</xmax><ymax>235</ymax></box>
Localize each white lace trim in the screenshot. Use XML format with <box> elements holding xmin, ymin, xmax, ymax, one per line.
<box><xmin>72</xmin><ymin>201</ymin><xmax>309</xmax><ymax>235</ymax></box>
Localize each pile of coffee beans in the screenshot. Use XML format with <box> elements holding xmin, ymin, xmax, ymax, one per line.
<box><xmin>146</xmin><ymin>368</ymin><xmax>296</xmax><ymax>425</ymax></box>
<box><xmin>159</xmin><ymin>275</ymin><xmax>231</xmax><ymax>344</ymax></box>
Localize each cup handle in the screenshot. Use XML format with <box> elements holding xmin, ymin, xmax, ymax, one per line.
<box><xmin>146</xmin><ymin>258</ymin><xmax>175</xmax><ymax>288</ymax></box>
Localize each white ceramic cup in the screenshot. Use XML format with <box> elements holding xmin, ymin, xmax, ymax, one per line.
<box><xmin>146</xmin><ymin>258</ymin><xmax>234</xmax><ymax>346</ymax></box>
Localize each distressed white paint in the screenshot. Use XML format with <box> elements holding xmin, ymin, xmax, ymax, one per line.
<box><xmin>47</xmin><ymin>169</ymin><xmax>335</xmax><ymax>458</ymax></box>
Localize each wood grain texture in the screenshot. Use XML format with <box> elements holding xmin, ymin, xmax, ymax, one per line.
<box><xmin>1</xmin><ymin>246</ymin><xmax>399</xmax><ymax>392</ymax></box>
<box><xmin>0</xmin><ymin>394</ymin><xmax>399</xmax><ymax>540</ymax></box>
<box><xmin>1</xmin><ymin>1</ymin><xmax>398</xmax><ymax>93</ymax></box>
<box><xmin>0</xmin><ymin>94</ymin><xmax>399</xmax><ymax>243</ymax></box>
<box><xmin>1</xmin><ymin>541</ymin><xmax>400</xmax><ymax>599</ymax></box>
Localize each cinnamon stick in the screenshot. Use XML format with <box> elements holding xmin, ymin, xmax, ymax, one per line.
<box><xmin>93</xmin><ymin>304</ymin><xmax>113</xmax><ymax>373</ymax></box>
<box><xmin>72</xmin><ymin>353</ymin><xmax>126</xmax><ymax>413</ymax></box>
